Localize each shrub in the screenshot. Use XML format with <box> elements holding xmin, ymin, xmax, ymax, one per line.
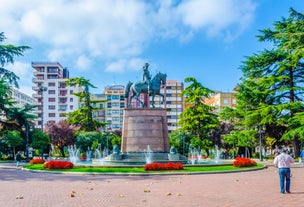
<box><xmin>44</xmin><ymin>160</ymin><xmax>74</xmax><ymax>169</ymax></box>
<box><xmin>30</xmin><ymin>158</ymin><xmax>45</xmax><ymax>164</ymax></box>
<box><xmin>144</xmin><ymin>162</ymin><xmax>184</xmax><ymax>171</ymax></box>
<box><xmin>0</xmin><ymin>154</ymin><xmax>13</xmax><ymax>160</ymax></box>
<box><xmin>233</xmin><ymin>157</ymin><xmax>257</xmax><ymax>167</ymax></box>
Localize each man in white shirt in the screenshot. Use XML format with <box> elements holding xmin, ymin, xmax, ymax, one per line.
<box><xmin>273</xmin><ymin>149</ymin><xmax>294</xmax><ymax>194</ymax></box>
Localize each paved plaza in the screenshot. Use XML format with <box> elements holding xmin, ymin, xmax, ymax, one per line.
<box><xmin>0</xmin><ymin>162</ymin><xmax>304</xmax><ymax>207</ymax></box>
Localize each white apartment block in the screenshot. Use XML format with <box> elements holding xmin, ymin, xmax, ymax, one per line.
<box><xmin>91</xmin><ymin>81</ymin><xmax>183</xmax><ymax>133</ymax></box>
<box><xmin>153</xmin><ymin>80</ymin><xmax>184</xmax><ymax>132</ymax></box>
<box><xmin>103</xmin><ymin>85</ymin><xmax>125</xmax><ymax>131</ymax></box>
<box><xmin>0</xmin><ymin>88</ymin><xmax>35</xmax><ymax>121</ymax></box>
<box><xmin>10</xmin><ymin>88</ymin><xmax>35</xmax><ymax>107</ymax></box>
<box><xmin>32</xmin><ymin>62</ymin><xmax>80</xmax><ymax>130</ymax></box>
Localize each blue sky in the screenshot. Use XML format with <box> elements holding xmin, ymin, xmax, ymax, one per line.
<box><xmin>1</xmin><ymin>0</ymin><xmax>303</xmax><ymax>96</ymax></box>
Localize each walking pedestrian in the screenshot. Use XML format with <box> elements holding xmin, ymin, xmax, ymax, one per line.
<box><xmin>16</xmin><ymin>151</ymin><xmax>22</xmax><ymax>167</ymax></box>
<box><xmin>300</xmin><ymin>149</ymin><xmax>304</xmax><ymax>163</ymax></box>
<box><xmin>273</xmin><ymin>149</ymin><xmax>294</xmax><ymax>194</ymax></box>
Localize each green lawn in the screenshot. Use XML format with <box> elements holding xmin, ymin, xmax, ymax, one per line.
<box><xmin>23</xmin><ymin>163</ymin><xmax>264</xmax><ymax>174</ymax></box>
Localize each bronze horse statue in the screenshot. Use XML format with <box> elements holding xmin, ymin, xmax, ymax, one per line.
<box><xmin>125</xmin><ymin>72</ymin><xmax>167</xmax><ymax>108</ymax></box>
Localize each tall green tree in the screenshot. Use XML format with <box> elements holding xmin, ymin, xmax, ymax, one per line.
<box><xmin>178</xmin><ymin>77</ymin><xmax>219</xmax><ymax>155</ymax></box>
<box><xmin>227</xmin><ymin>8</ymin><xmax>304</xmax><ymax>156</ymax></box>
<box><xmin>65</xmin><ymin>77</ymin><xmax>106</xmax><ymax>131</ymax></box>
<box><xmin>5</xmin><ymin>130</ymin><xmax>23</xmax><ymax>158</ymax></box>
<box><xmin>0</xmin><ymin>32</ymin><xmax>30</xmax><ymax>132</ymax></box>
<box><xmin>5</xmin><ymin>104</ymin><xmax>37</xmax><ymax>131</ymax></box>
<box><xmin>0</xmin><ymin>32</ymin><xmax>30</xmax><ymax>88</ymax></box>
<box><xmin>0</xmin><ymin>79</ymin><xmax>15</xmax><ymax>122</ymax></box>
<box><xmin>31</xmin><ymin>129</ymin><xmax>50</xmax><ymax>157</ymax></box>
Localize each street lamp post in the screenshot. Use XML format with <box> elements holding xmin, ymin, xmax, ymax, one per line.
<box><xmin>259</xmin><ymin>125</ymin><xmax>263</xmax><ymax>161</ymax></box>
<box><xmin>38</xmin><ymin>86</ymin><xmax>47</xmax><ymax>131</ymax></box>
<box><xmin>182</xmin><ymin>135</ymin><xmax>185</xmax><ymax>156</ymax></box>
<box><xmin>25</xmin><ymin>124</ymin><xmax>29</xmax><ymax>162</ymax></box>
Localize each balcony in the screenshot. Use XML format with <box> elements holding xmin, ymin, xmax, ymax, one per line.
<box><xmin>32</xmin><ymin>86</ymin><xmax>39</xmax><ymax>91</ymax></box>
<box><xmin>32</xmin><ymin>94</ymin><xmax>41</xmax><ymax>98</ymax></box>
<box><xmin>32</xmin><ymin>78</ymin><xmax>43</xmax><ymax>83</ymax></box>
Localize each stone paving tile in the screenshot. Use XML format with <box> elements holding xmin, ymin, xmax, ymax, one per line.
<box><xmin>0</xmin><ymin>163</ymin><xmax>304</xmax><ymax>207</ymax></box>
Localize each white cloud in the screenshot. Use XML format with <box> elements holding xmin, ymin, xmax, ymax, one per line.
<box><xmin>7</xmin><ymin>61</ymin><xmax>31</xmax><ymax>77</ymax></box>
<box><xmin>7</xmin><ymin>61</ymin><xmax>34</xmax><ymax>96</ymax></box>
<box><xmin>0</xmin><ymin>0</ymin><xmax>257</xmax><ymax>76</ymax></box>
<box><xmin>105</xmin><ymin>57</ymin><xmax>148</xmax><ymax>73</ymax></box>
<box><xmin>76</xmin><ymin>55</ymin><xmax>92</xmax><ymax>71</ymax></box>
<box><xmin>176</xmin><ymin>0</ymin><xmax>256</xmax><ymax>40</ymax></box>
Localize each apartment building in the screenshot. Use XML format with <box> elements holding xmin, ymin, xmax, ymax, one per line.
<box><xmin>0</xmin><ymin>88</ymin><xmax>35</xmax><ymax>122</ymax></box>
<box><xmin>90</xmin><ymin>93</ymin><xmax>106</xmax><ymax>126</ymax></box>
<box><xmin>104</xmin><ymin>85</ymin><xmax>125</xmax><ymax>131</ymax></box>
<box><xmin>90</xmin><ymin>81</ymin><xmax>183</xmax><ymax>133</ymax></box>
<box><xmin>10</xmin><ymin>88</ymin><xmax>35</xmax><ymax>107</ymax></box>
<box><xmin>32</xmin><ymin>62</ymin><xmax>80</xmax><ymax>130</ymax></box>
<box><xmin>153</xmin><ymin>80</ymin><xmax>184</xmax><ymax>132</ymax></box>
<box><xmin>204</xmin><ymin>91</ymin><xmax>237</xmax><ymax>113</ymax></box>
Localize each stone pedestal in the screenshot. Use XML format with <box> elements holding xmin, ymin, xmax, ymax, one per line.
<box><xmin>121</xmin><ymin>108</ymin><xmax>169</xmax><ymax>153</ymax></box>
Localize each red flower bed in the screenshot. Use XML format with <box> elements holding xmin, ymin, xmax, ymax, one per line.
<box><xmin>233</xmin><ymin>157</ymin><xmax>257</xmax><ymax>167</ymax></box>
<box><xmin>43</xmin><ymin>160</ymin><xmax>74</xmax><ymax>169</ymax></box>
<box><xmin>144</xmin><ymin>162</ymin><xmax>184</xmax><ymax>171</ymax></box>
<box><xmin>30</xmin><ymin>158</ymin><xmax>45</xmax><ymax>164</ymax></box>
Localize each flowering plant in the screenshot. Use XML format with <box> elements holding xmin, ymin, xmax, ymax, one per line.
<box><xmin>30</xmin><ymin>158</ymin><xmax>45</xmax><ymax>164</ymax></box>
<box><xmin>233</xmin><ymin>157</ymin><xmax>257</xmax><ymax>167</ymax></box>
<box><xmin>43</xmin><ymin>160</ymin><xmax>74</xmax><ymax>169</ymax></box>
<box><xmin>144</xmin><ymin>162</ymin><xmax>184</xmax><ymax>171</ymax></box>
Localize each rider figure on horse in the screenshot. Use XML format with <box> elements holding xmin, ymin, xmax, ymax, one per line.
<box><xmin>142</xmin><ymin>63</ymin><xmax>152</xmax><ymax>94</ymax></box>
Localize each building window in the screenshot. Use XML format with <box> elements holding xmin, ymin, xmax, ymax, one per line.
<box><xmin>48</xmin><ymin>90</ymin><xmax>56</xmax><ymax>94</ymax></box>
<box><xmin>48</xmin><ymin>105</ymin><xmax>56</xmax><ymax>110</ymax></box>
<box><xmin>112</xmin><ymin>102</ymin><xmax>119</xmax><ymax>107</ymax></box>
<box><xmin>48</xmin><ymin>82</ymin><xmax>56</xmax><ymax>87</ymax></box>
<box><xmin>70</xmin><ymin>98</ymin><xmax>73</xmax><ymax>102</ymax></box>
<box><xmin>47</xmin><ymin>67</ymin><xmax>58</xmax><ymax>73</ymax></box>
<box><xmin>70</xmin><ymin>105</ymin><xmax>73</xmax><ymax>110</ymax></box>
<box><xmin>112</xmin><ymin>95</ymin><xmax>119</xmax><ymax>100</ymax></box>
<box><xmin>112</xmin><ymin>110</ymin><xmax>119</xmax><ymax>114</ymax></box>
<box><xmin>48</xmin><ymin>98</ymin><xmax>56</xmax><ymax>102</ymax></box>
<box><xmin>223</xmin><ymin>99</ymin><xmax>229</xmax><ymax>105</ymax></box>
<box><xmin>59</xmin><ymin>83</ymin><xmax>66</xmax><ymax>88</ymax></box>
<box><xmin>49</xmin><ymin>113</ymin><xmax>56</xmax><ymax>117</ymax></box>
<box><xmin>59</xmin><ymin>106</ymin><xmax>67</xmax><ymax>111</ymax></box>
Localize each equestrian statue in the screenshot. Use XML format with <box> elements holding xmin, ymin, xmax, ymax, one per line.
<box><xmin>125</xmin><ymin>63</ymin><xmax>167</xmax><ymax>108</ymax></box>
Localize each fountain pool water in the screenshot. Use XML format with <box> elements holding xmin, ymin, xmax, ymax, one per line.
<box><xmin>188</xmin><ymin>146</ymin><xmax>224</xmax><ymax>165</ymax></box>
<box><xmin>68</xmin><ymin>145</ymin><xmax>80</xmax><ymax>164</ymax></box>
<box><xmin>94</xmin><ymin>149</ymin><xmax>104</xmax><ymax>165</ymax></box>
<box><xmin>214</xmin><ymin>145</ymin><xmax>220</xmax><ymax>163</ymax></box>
<box><xmin>144</xmin><ymin>145</ymin><xmax>153</xmax><ymax>164</ymax></box>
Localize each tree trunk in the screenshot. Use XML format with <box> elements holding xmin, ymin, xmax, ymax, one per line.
<box><xmin>293</xmin><ymin>137</ymin><xmax>300</xmax><ymax>157</ymax></box>
<box><xmin>59</xmin><ymin>146</ymin><xmax>65</xmax><ymax>158</ymax></box>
